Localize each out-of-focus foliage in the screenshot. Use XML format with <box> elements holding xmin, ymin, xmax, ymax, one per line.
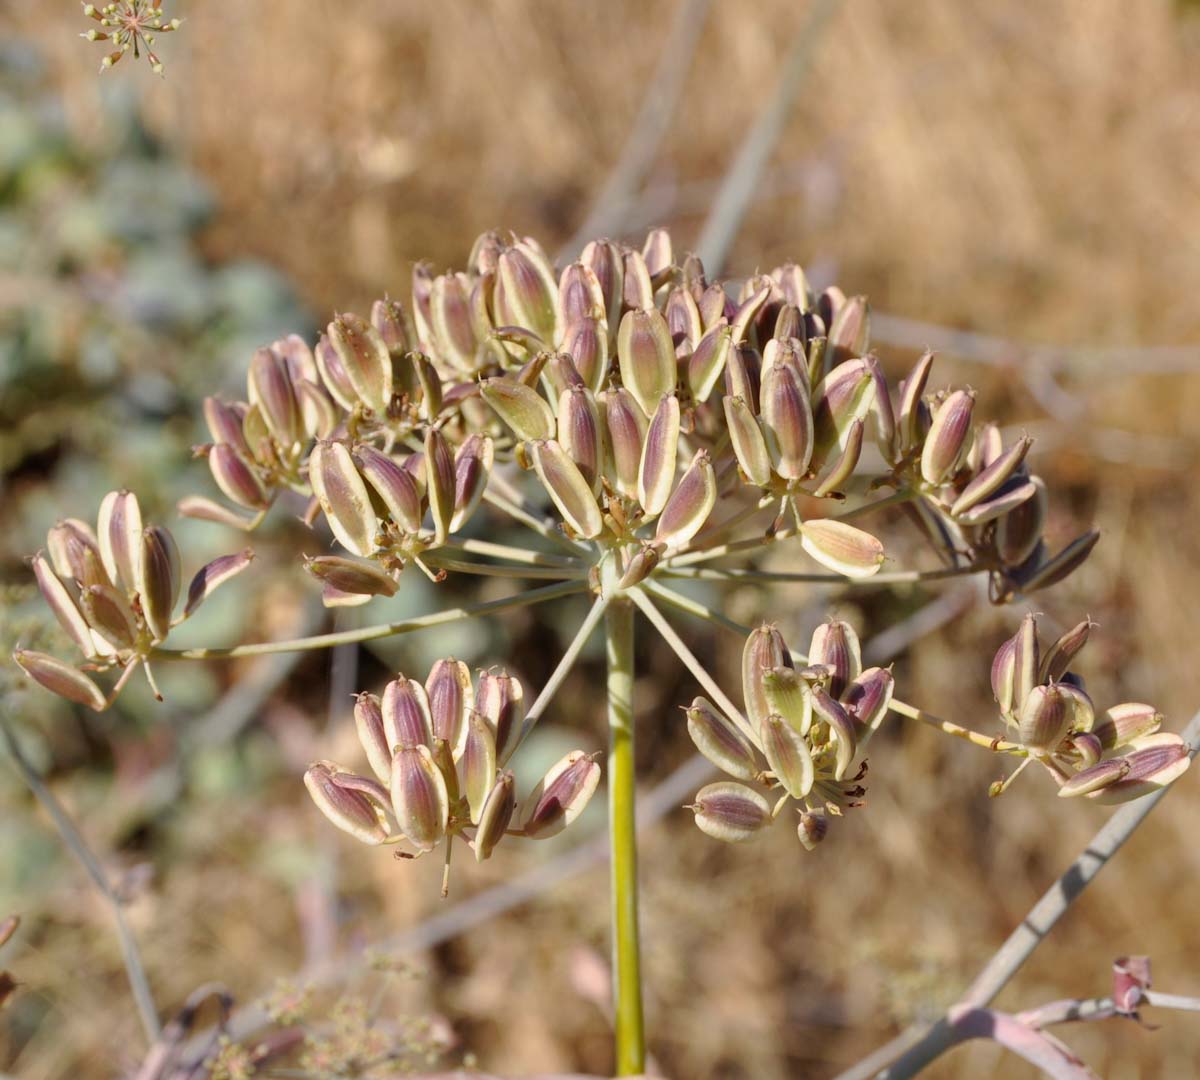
<box><xmin>0</xmin><ymin>39</ymin><xmax>309</xmax><ymax>712</ymax></box>
<box><xmin>0</xmin><ymin>41</ymin><xmax>306</xmax><ymax>512</ymax></box>
<box><xmin>0</xmin><ymin>47</ymin><xmax>313</xmax><ymax>1075</ymax></box>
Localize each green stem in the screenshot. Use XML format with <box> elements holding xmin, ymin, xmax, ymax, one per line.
<box><xmin>515</xmin><ymin>594</ymin><xmax>610</xmax><ymax>749</ymax></box>
<box><xmin>627</xmin><ymin>587</ymin><xmax>756</xmax><ymax>744</ymax></box>
<box><xmin>888</xmin><ymin>699</ymin><xmax>1026</xmax><ymax>755</ymax></box>
<box><xmin>663</xmin><ymin>487</ymin><xmax>913</xmax><ymax>565</ymax></box>
<box><xmin>0</xmin><ymin>717</ymin><xmax>160</xmax><ymax>1045</ymax></box>
<box><xmin>421</xmin><ymin>553</ymin><xmax>584</xmax><ymax>580</ymax></box>
<box><xmin>483</xmin><ymin>481</ymin><xmax>591</xmax><ymax>556</ymax></box>
<box><xmin>605</xmin><ymin>599</ymin><xmax>645</xmax><ymax>1075</ymax></box>
<box><xmin>150</xmin><ymin>580</ymin><xmax>584</xmax><ymax>660</ymax></box>
<box><xmin>442</xmin><ymin>537</ymin><xmax>583</xmax><ymax>568</ymax></box>
<box><xmin>658</xmin><ymin>564</ymin><xmax>981</xmax><ymax>586</ymax></box>
<box><xmin>641</xmin><ymin>579</ymin><xmax>752</xmax><ymax>637</ymax></box>
<box><xmin>676</xmin><ymin>493</ymin><xmax>774</xmax><ymax>553</ymax></box>
<box><xmin>662</xmin><ymin>490</ymin><xmax>923</xmax><ymax>571</ymax></box>
<box><xmin>663</xmin><ymin>525</ymin><xmax>801</xmax><ymax>568</ymax></box>
<box><xmin>645</xmin><ymin>581</ymin><xmax>1023</xmax><ymax>756</ymax></box>
<box><xmin>828</xmin><ymin>487</ymin><xmax>919</xmax><ymax>522</ymax></box>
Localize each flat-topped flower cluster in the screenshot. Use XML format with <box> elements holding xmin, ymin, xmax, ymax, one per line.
<box><xmin>17</xmin><ymin>228</ymin><xmax>1185</xmax><ymax>876</ymax></box>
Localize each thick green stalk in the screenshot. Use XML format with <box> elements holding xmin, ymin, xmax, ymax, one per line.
<box><xmin>605</xmin><ymin>599</ymin><xmax>644</xmax><ymax>1074</ymax></box>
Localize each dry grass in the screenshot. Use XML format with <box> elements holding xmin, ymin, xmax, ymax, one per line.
<box><xmin>3</xmin><ymin>1</ymin><xmax>1200</xmax><ymax>1077</ymax></box>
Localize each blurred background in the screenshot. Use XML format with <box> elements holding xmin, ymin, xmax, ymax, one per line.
<box><xmin>1</xmin><ymin>1</ymin><xmax>1199</xmax><ymax>1077</ymax></box>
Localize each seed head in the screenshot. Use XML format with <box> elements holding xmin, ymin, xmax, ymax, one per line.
<box><xmin>685</xmin><ymin>697</ymin><xmax>761</xmax><ymax>783</ymax></box>
<box><xmin>690</xmin><ymin>782</ymin><xmax>772</xmax><ymax>843</ymax></box>
<box><xmin>353</xmin><ymin>693</ymin><xmax>391</xmax><ymax>785</ymax></box>
<box><xmin>687</xmin><ymin>322</ymin><xmax>733</xmax><ymax>404</ymax></box>
<box><xmin>618</xmin><ymin>308</ymin><xmax>676</xmax><ymax>419</ymax></box>
<box><xmin>742</xmin><ymin>624</ymin><xmax>791</xmax><ymax>731</ymax></box>
<box><xmin>520</xmin><ymin>750</ymin><xmax>601</xmax><ymax>839</ymax></box>
<box><xmin>476</xmin><ymin>669</ymin><xmax>526</xmax><ymax>768</ymax></box>
<box><xmin>305</xmin><ymin>763</ymin><xmax>391</xmax><ymax>846</ymax></box>
<box><xmin>495</xmin><ymin>241</ymin><xmax>560</xmax><ymax>349</ymax></box>
<box><xmin>724</xmin><ymin>394</ymin><xmax>772</xmax><ymax>488</ymax></box>
<box><xmin>562</xmin><ymin>317</ymin><xmax>609</xmax><ymax>392</ymax></box>
<box><xmin>449</xmin><ymin>436</ymin><xmax>493</xmax><ymax>533</ymax></box>
<box><xmin>798</xmin><ymin>519</ymin><xmax>885</xmax><ymax>578</ymax></box>
<box><xmin>382</xmin><ymin>676</ymin><xmax>434</xmax><ymax>752</ymax></box>
<box><xmin>460</xmin><ymin>713</ymin><xmax>498</xmax><ymax>826</ymax></box>
<box><xmin>248</xmin><ymin>347</ymin><xmax>302</xmax><ymax>447</ymax></box>
<box><xmin>138</xmin><ymin>525</ymin><xmax>181</xmax><ymax>642</ymax></box>
<box><xmin>389</xmin><ymin>746</ymin><xmax>449</xmax><ymax>852</ymax></box>
<box><xmin>530</xmin><ymin>440</ymin><xmax>604</xmax><ymax>540</ymax></box>
<box><xmin>760</xmin><ymin>714</ymin><xmax>815</xmax><ymax>798</ymax></box>
<box><xmin>473</xmin><ymin>772</ymin><xmax>516</xmax><ymax>862</ymax></box>
<box><xmin>655</xmin><ymin>450</ymin><xmax>717</xmax><ymax>549</ymax></box>
<box><xmin>426</xmin><ymin>659</ymin><xmax>472</xmax><ymax>758</ymax></box>
<box><xmin>353</xmin><ymin>445</ymin><xmax>424</xmax><ymax>535</ymax></box>
<box><xmin>809</xmin><ymin>620</ymin><xmax>862</xmax><ymax>701</ymax></box>
<box><xmin>327</xmin><ymin>313</ymin><xmax>392</xmax><ymax>414</ymax></box>
<box><xmin>635</xmin><ymin>394</ymin><xmax>680</xmax><ymax>519</ymax></box>
<box><xmin>797</xmin><ymin>809</ymin><xmax>829</xmax><ymax>851</ymax></box>
<box><xmin>1017</xmin><ymin>684</ymin><xmax>1071</xmax><ymax>751</ymax></box>
<box><xmin>1083</xmin><ymin>735</ymin><xmax>1191</xmax><ymax>804</ymax></box>
<box><xmin>920</xmin><ymin>390</ymin><xmax>975</xmax><ymax>486</ymax></box>
<box><xmin>951</xmin><ymin>436</ymin><xmax>1033</xmax><ymax>517</ymax></box>
<box><xmin>14</xmin><ymin>649</ymin><xmax>107</xmax><ymax>711</ymax></box>
<box><xmin>310</xmin><ymin>442</ymin><xmax>378</xmax><ymax>557</ymax></box>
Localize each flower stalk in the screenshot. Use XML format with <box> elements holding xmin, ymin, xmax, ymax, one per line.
<box><xmin>888</xmin><ymin>699</ymin><xmax>1027</xmax><ymax>755</ymax></box>
<box><xmin>150</xmin><ymin>580</ymin><xmax>585</xmax><ymax>660</ymax></box>
<box><xmin>606</xmin><ymin>599</ymin><xmax>645</xmax><ymax>1075</ymax></box>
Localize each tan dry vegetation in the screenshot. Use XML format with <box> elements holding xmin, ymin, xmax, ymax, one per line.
<box><xmin>3</xmin><ymin>1</ymin><xmax>1200</xmax><ymax>1077</ymax></box>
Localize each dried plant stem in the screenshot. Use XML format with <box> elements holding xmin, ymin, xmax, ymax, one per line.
<box><xmin>605</xmin><ymin>599</ymin><xmax>645</xmax><ymax>1075</ymax></box>
<box><xmin>0</xmin><ymin>715</ymin><xmax>161</xmax><ymax>1045</ymax></box>
<box><xmin>838</xmin><ymin>706</ymin><xmax>1200</xmax><ymax>1080</ymax></box>
<box><xmin>1013</xmin><ymin>987</ymin><xmax>1200</xmax><ymax>1031</ymax></box>
<box><xmin>1016</xmin><ymin>995</ymin><xmax>1118</xmax><ymax>1028</ymax></box>
<box><xmin>695</xmin><ymin>0</ymin><xmax>843</xmax><ymax>273</ymax></box>
<box><xmin>887</xmin><ymin>699</ymin><xmax>1026</xmax><ymax>755</ymax></box>
<box><xmin>870</xmin><ymin>310</ymin><xmax>1200</xmax><ymax>378</ymax></box>
<box><xmin>627</xmin><ymin>587</ymin><xmax>754</xmax><ymax>742</ymax></box>
<box><xmin>561</xmin><ymin>0</ymin><xmax>713</xmax><ymax>255</ymax></box>
<box><xmin>150</xmin><ymin>580</ymin><xmax>585</xmax><ymax>660</ymax></box>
